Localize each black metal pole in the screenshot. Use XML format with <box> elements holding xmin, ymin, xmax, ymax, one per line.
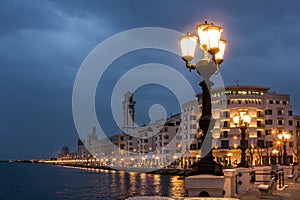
<box><xmin>195</xmin><ymin>79</ymin><xmax>223</xmax><ymax>176</ymax></box>
<box><xmin>237</xmin><ymin>126</ymin><xmax>248</xmax><ymax>168</ymax></box>
<box><xmin>283</xmin><ymin>141</ymin><xmax>287</xmax><ymax>165</ymax></box>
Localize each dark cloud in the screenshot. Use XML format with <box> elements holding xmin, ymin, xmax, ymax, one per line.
<box><xmin>0</xmin><ymin>0</ymin><xmax>300</xmax><ymax>159</ymax></box>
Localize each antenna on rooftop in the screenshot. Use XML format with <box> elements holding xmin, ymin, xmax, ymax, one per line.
<box><xmin>235</xmin><ymin>80</ymin><xmax>239</xmax><ymax>86</ymax></box>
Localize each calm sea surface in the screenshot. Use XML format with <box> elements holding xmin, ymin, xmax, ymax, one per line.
<box><xmin>0</xmin><ymin>162</ymin><xmax>186</xmax><ymax>200</ymax></box>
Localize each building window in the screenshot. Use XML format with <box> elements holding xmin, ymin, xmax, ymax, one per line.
<box><xmin>221</xmin><ymin>140</ymin><xmax>229</xmax><ymax>149</ymax></box>
<box><xmin>266</xmin><ymin>141</ymin><xmax>273</xmax><ymax>147</ymax></box>
<box><xmin>190</xmin><ymin>115</ymin><xmax>196</xmax><ymax>120</ymax></box>
<box><xmin>163</xmin><ymin>135</ymin><xmax>169</xmax><ymax>140</ymax></box>
<box><xmin>276</xmin><ymin>100</ymin><xmax>280</xmax><ymax>104</ymax></box>
<box><xmin>238</xmin><ymin>100</ymin><xmax>241</xmax><ymax>104</ymax></box>
<box><xmin>190</xmin><ymin>134</ymin><xmax>195</xmax><ymax>139</ymax></box>
<box><xmin>257</xmin><ymin>140</ymin><xmax>264</xmax><ymax>148</ymax></box>
<box><xmin>190</xmin><ymin>124</ymin><xmax>197</xmax><ymax>129</ymax></box>
<box><xmin>257</xmin><ymin>131</ymin><xmax>262</xmax><ymax>137</ymax></box>
<box><xmin>176</xmin><ymin>135</ymin><xmax>182</xmax><ymax>140</ymax></box>
<box><xmin>277</xmin><ymin>109</ymin><xmax>283</xmax><ymax>115</ymax></box>
<box><xmin>265</xmin><ymin>119</ymin><xmax>273</xmax><ymax>125</ymax></box>
<box><xmin>289</xmin><ymin>142</ymin><xmax>294</xmax><ymax>148</ymax></box>
<box><xmin>289</xmin><ymin>120</ymin><xmax>293</xmax><ymax>126</ymax></box>
<box><xmin>227</xmin><ymin>99</ymin><xmax>230</xmax><ymax>105</ymax></box>
<box><xmin>277</xmin><ymin>119</ymin><xmax>283</xmax><ymax>125</ymax></box>
<box><xmin>257</xmin><ymin>121</ymin><xmax>262</xmax><ymax>128</ymax></box>
<box><xmin>269</xmin><ymin>100</ymin><xmax>273</xmax><ymax>104</ymax></box>
<box><xmin>283</xmin><ymin>101</ymin><xmax>287</xmax><ymax>105</ymax></box>
<box><xmin>289</xmin><ymin>130</ymin><xmax>293</xmax><ymax>135</ymax></box>
<box><xmin>288</xmin><ymin>111</ymin><xmax>293</xmax><ymax>116</ymax></box>
<box><xmin>265</xmin><ymin>109</ymin><xmax>272</xmax><ymax>115</ymax></box>
<box><xmin>190</xmin><ymin>144</ymin><xmax>197</xmax><ymax>150</ymax></box>
<box><xmin>223</xmin><ymin>121</ymin><xmax>229</xmax><ymax>128</ymax></box>
<box><xmin>265</xmin><ymin>130</ymin><xmax>271</xmax><ymax>135</ymax></box>
<box><xmin>257</xmin><ymin>111</ymin><xmax>263</xmax><ymax>117</ymax></box>
<box><xmin>222</xmin><ymin>131</ymin><xmax>229</xmax><ymax>138</ymax></box>
<box><xmin>221</xmin><ymin>111</ymin><xmax>230</xmax><ymax>118</ymax></box>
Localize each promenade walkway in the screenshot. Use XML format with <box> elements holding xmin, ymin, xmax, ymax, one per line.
<box><xmin>240</xmin><ymin>179</ymin><xmax>300</xmax><ymax>200</ymax></box>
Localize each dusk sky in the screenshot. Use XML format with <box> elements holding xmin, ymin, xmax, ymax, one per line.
<box><xmin>1</xmin><ymin>0</ymin><xmax>300</xmax><ymax>160</ymax></box>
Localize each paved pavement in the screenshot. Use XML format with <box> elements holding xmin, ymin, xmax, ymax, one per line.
<box><xmin>239</xmin><ymin>179</ymin><xmax>300</xmax><ymax>200</ymax></box>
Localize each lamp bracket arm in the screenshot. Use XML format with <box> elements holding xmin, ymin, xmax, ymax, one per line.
<box><xmin>185</xmin><ymin>61</ymin><xmax>196</xmax><ymax>72</ymax></box>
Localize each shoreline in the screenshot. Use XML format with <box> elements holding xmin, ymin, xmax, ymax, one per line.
<box><xmin>47</xmin><ymin>162</ymin><xmax>193</xmax><ymax>176</ymax></box>
<box><xmin>2</xmin><ymin>160</ymin><xmax>194</xmax><ymax>176</ymax></box>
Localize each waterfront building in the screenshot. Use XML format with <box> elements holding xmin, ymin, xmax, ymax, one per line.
<box><xmin>121</xmin><ymin>91</ymin><xmax>181</xmax><ymax>167</ymax></box>
<box><xmin>57</xmin><ymin>146</ymin><xmax>74</xmax><ymax>160</ymax></box>
<box><xmin>74</xmin><ymin>139</ymin><xmax>93</xmax><ymax>160</ymax></box>
<box><xmin>178</xmin><ymin>85</ymin><xmax>296</xmax><ymax>167</ymax></box>
<box><xmin>80</xmin><ymin>85</ymin><xmax>297</xmax><ymax>168</ymax></box>
<box><xmin>294</xmin><ymin>115</ymin><xmax>300</xmax><ymax>164</ymax></box>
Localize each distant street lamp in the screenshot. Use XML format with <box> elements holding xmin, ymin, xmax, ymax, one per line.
<box><xmin>179</xmin><ymin>21</ymin><xmax>227</xmax><ymax>176</ymax></box>
<box><xmin>233</xmin><ymin>111</ymin><xmax>251</xmax><ymax>168</ymax></box>
<box><xmin>278</xmin><ymin>132</ymin><xmax>291</xmax><ymax>165</ymax></box>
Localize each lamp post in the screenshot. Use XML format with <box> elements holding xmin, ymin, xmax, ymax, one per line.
<box><xmin>233</xmin><ymin>111</ymin><xmax>251</xmax><ymax>168</ymax></box>
<box><xmin>179</xmin><ymin>21</ymin><xmax>227</xmax><ymax>176</ymax></box>
<box><xmin>249</xmin><ymin>146</ymin><xmax>255</xmax><ymax>167</ymax></box>
<box><xmin>278</xmin><ymin>132</ymin><xmax>291</xmax><ymax>165</ymax></box>
<box><xmin>272</xmin><ymin>149</ymin><xmax>279</xmax><ymax>165</ymax></box>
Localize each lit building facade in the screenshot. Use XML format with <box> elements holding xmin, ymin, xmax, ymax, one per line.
<box><xmin>179</xmin><ymin>85</ymin><xmax>296</xmax><ymax>166</ymax></box>
<box><xmin>83</xmin><ymin>86</ymin><xmax>297</xmax><ymax>168</ymax></box>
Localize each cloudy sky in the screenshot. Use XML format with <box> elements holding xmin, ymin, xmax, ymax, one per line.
<box><xmin>1</xmin><ymin>0</ymin><xmax>300</xmax><ymax>160</ymax></box>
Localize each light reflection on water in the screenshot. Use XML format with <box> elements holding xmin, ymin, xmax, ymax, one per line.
<box><xmin>0</xmin><ymin>163</ymin><xmax>186</xmax><ymax>200</ymax></box>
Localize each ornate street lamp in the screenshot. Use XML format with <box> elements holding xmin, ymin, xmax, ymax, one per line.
<box><xmin>278</xmin><ymin>132</ymin><xmax>291</xmax><ymax>165</ymax></box>
<box><xmin>233</xmin><ymin>111</ymin><xmax>251</xmax><ymax>168</ymax></box>
<box><xmin>179</xmin><ymin>21</ymin><xmax>227</xmax><ymax>176</ymax></box>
